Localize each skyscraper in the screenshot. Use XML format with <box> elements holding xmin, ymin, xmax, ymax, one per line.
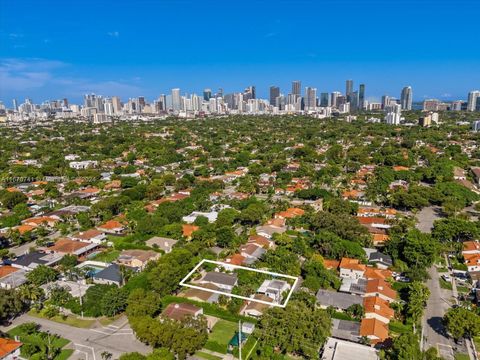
<box><xmin>331</xmin><ymin>92</ymin><xmax>341</xmax><ymax>108</ymax></box>
<box><xmin>12</xmin><ymin>99</ymin><xmax>18</xmax><ymax>111</ymax></box>
<box><xmin>171</xmin><ymin>88</ymin><xmax>181</xmax><ymax>111</ymax></box>
<box><xmin>400</xmin><ymin>86</ymin><xmax>413</xmax><ymax>110</ymax></box>
<box><xmin>350</xmin><ymin>91</ymin><xmax>359</xmax><ymax>112</ymax></box>
<box><xmin>292</xmin><ymin>81</ymin><xmax>301</xmax><ymax>96</ymax></box>
<box><xmin>203</xmin><ymin>89</ymin><xmax>212</xmax><ymax>101</ymax></box>
<box><xmin>467</xmin><ymin>90</ymin><xmax>480</xmax><ymax>112</ymax></box>
<box><xmin>359</xmin><ymin>84</ymin><xmax>365</xmax><ymax>110</ymax></box>
<box><xmin>269</xmin><ymin>86</ymin><xmax>280</xmax><ymax>106</ymax></box>
<box><xmin>304</xmin><ymin>87</ymin><xmax>317</xmax><ymax>110</ymax></box>
<box><xmin>320</xmin><ymin>93</ymin><xmax>330</xmax><ymax>107</ymax></box>
<box><xmin>244</xmin><ymin>86</ymin><xmax>256</xmax><ymax>101</ymax></box>
<box><xmin>346</xmin><ymin>80</ymin><xmax>353</xmax><ymax>98</ymax></box>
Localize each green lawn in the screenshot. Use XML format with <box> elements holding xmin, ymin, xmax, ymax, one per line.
<box><xmin>440</xmin><ymin>278</ymin><xmax>453</xmax><ymax>290</ymax></box>
<box><xmin>91</xmin><ymin>249</ymin><xmax>120</xmax><ymax>262</ymax></box>
<box><xmin>8</xmin><ymin>325</ymin><xmax>71</xmax><ymax>360</ymax></box>
<box><xmin>28</xmin><ymin>309</ymin><xmax>95</xmax><ymax>328</ymax></box>
<box><xmin>455</xmin><ymin>354</ymin><xmax>470</xmax><ymax>360</ymax></box>
<box><xmin>194</xmin><ymin>351</ymin><xmax>222</xmax><ymax>360</ymax></box>
<box><xmin>204</xmin><ymin>320</ymin><xmax>238</xmax><ymax>354</ymax></box>
<box><xmin>389</xmin><ymin>320</ymin><xmax>413</xmax><ymax>335</ymax></box>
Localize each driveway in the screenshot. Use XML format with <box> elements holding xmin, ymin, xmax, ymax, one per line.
<box><xmin>1</xmin><ymin>314</ymin><xmax>150</xmax><ymax>359</ymax></box>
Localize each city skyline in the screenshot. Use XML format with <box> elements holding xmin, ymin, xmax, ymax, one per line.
<box><xmin>1</xmin><ymin>0</ymin><xmax>480</xmax><ymax>102</ymax></box>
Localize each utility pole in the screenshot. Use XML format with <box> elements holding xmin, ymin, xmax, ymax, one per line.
<box><xmin>238</xmin><ymin>320</ymin><xmax>242</xmax><ymax>360</ymax></box>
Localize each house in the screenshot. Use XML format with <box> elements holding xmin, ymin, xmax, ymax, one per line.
<box><xmin>239</xmin><ymin>243</ymin><xmax>266</xmax><ymax>264</ymax></box>
<box><xmin>69</xmin><ymin>160</ymin><xmax>98</xmax><ymax>169</ymax></box>
<box><xmin>182</xmin><ymin>211</ymin><xmax>218</xmax><ymax>224</ymax></box>
<box><xmin>363</xmin><ymin>296</ymin><xmax>394</xmax><ymax>324</ymax></box>
<box><xmin>92</xmin><ymin>263</ymin><xmax>122</xmax><ymax>286</ymax></box>
<box><xmin>453</xmin><ymin>167</ymin><xmax>466</xmax><ymax>180</ymax></box>
<box><xmin>463</xmin><ymin>241</ymin><xmax>480</xmax><ymax>255</ymax></box>
<box><xmin>274</xmin><ymin>207</ymin><xmax>305</xmax><ymax>219</ymax></box>
<box><xmin>339</xmin><ymin>278</ymin><xmax>367</xmax><ymax>295</ymax></box>
<box><xmin>339</xmin><ymin>258</ymin><xmax>366</xmax><ymax>279</ymax></box>
<box><xmin>364</xmin><ymin>249</ymin><xmax>393</xmax><ymax>269</ymax></box>
<box><xmin>22</xmin><ymin>216</ymin><xmax>60</xmax><ymax>229</ymax></box>
<box><xmin>48</xmin><ymin>238</ymin><xmax>99</xmax><ymax>257</ymax></box>
<box><xmin>321</xmin><ymin>337</ymin><xmax>379</xmax><ymax>360</ymax></box>
<box><xmin>71</xmin><ymin>229</ymin><xmax>106</xmax><ymax>244</ymax></box>
<box><xmin>257</xmin><ymin>279</ymin><xmax>291</xmax><ymax>303</ymax></box>
<box><xmin>146</xmin><ymin>236</ymin><xmax>178</xmax><ymax>253</ymax></box>
<box><xmin>359</xmin><ymin>318</ymin><xmax>389</xmax><ymax>345</ymax></box>
<box><xmin>464</xmin><ymin>253</ymin><xmax>480</xmax><ymax>272</ymax></box>
<box><xmin>330</xmin><ymin>319</ymin><xmax>362</xmax><ymax>343</ymax></box>
<box><xmin>0</xmin><ymin>265</ymin><xmax>27</xmax><ymax>289</ymax></box>
<box><xmin>182</xmin><ymin>283</ymin><xmax>220</xmax><ymax>303</ymax></box>
<box><xmin>364</xmin><ymin>279</ymin><xmax>397</xmax><ymax>303</ymax></box>
<box><xmin>162</xmin><ymin>303</ymin><xmax>203</xmax><ymax>321</ymax></box>
<box><xmin>0</xmin><ymin>338</ymin><xmax>23</xmax><ymax>360</ymax></box>
<box><xmin>97</xmin><ymin>220</ymin><xmax>124</xmax><ymax>234</ymax></box>
<box><xmin>224</xmin><ymin>254</ymin><xmax>247</xmax><ymax>269</ymax></box>
<box><xmin>255</xmin><ymin>224</ymin><xmax>286</xmax><ymax>239</ymax></box>
<box><xmin>241</xmin><ymin>294</ymin><xmax>273</xmax><ymax>317</ymax></box>
<box><xmin>11</xmin><ymin>251</ymin><xmax>63</xmax><ymax>270</ymax></box>
<box><xmin>182</xmin><ymin>224</ymin><xmax>199</xmax><ymax>239</ymax></box>
<box><xmin>200</xmin><ymin>271</ymin><xmax>238</xmax><ymax>291</ymax></box>
<box><xmin>364</xmin><ymin>267</ymin><xmax>392</xmax><ymax>281</ymax></box>
<box><xmin>116</xmin><ymin>250</ymin><xmax>160</xmax><ymax>270</ymax></box>
<box><xmin>247</xmin><ymin>235</ymin><xmax>273</xmax><ymax>249</ymax></box>
<box><xmin>316</xmin><ymin>289</ymin><xmax>363</xmax><ymax>310</ymax></box>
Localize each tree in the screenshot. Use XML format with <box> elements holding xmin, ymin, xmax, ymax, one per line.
<box><xmin>126</xmin><ymin>288</ymin><xmax>161</xmax><ymax>318</ymax></box>
<box><xmin>0</xmin><ymin>191</ymin><xmax>28</xmax><ymax>210</ymax></box>
<box><xmin>406</xmin><ymin>281</ymin><xmax>430</xmax><ymax>331</ymax></box>
<box><xmin>256</xmin><ymin>300</ymin><xmax>331</xmax><ymax>358</ymax></box>
<box><xmin>386</xmin><ymin>332</ymin><xmax>423</xmax><ymax>360</ymax></box>
<box><xmin>432</xmin><ymin>218</ymin><xmax>479</xmax><ymax>242</ymax></box>
<box><xmin>0</xmin><ymin>288</ymin><xmax>24</xmax><ymax>321</ymax></box>
<box><xmin>101</xmin><ymin>351</ymin><xmax>113</xmax><ymax>360</ymax></box>
<box><xmin>101</xmin><ymin>287</ymin><xmax>128</xmax><ymax>317</ymax></box>
<box><xmin>26</xmin><ymin>265</ymin><xmax>59</xmax><ymax>286</ymax></box>
<box><xmin>444</xmin><ymin>307</ymin><xmax>480</xmax><ymax>341</ymax></box>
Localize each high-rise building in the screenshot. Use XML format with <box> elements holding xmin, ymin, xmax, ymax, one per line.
<box><xmin>171</xmin><ymin>88</ymin><xmax>181</xmax><ymax>111</ymax></box>
<box><xmin>467</xmin><ymin>91</ymin><xmax>480</xmax><ymax>111</ymax></box>
<box><xmin>330</xmin><ymin>92</ymin><xmax>341</xmax><ymax>108</ymax></box>
<box><xmin>304</xmin><ymin>87</ymin><xmax>317</xmax><ymax>110</ymax></box>
<box><xmin>472</xmin><ymin>120</ymin><xmax>480</xmax><ymax>132</ymax></box>
<box><xmin>350</xmin><ymin>91</ymin><xmax>359</xmax><ymax>112</ymax></box>
<box><xmin>12</xmin><ymin>99</ymin><xmax>18</xmax><ymax>111</ymax></box>
<box><xmin>269</xmin><ymin>86</ymin><xmax>280</xmax><ymax>106</ymax></box>
<box><xmin>346</xmin><ymin>80</ymin><xmax>353</xmax><ymax>99</ymax></box>
<box><xmin>112</xmin><ymin>96</ymin><xmax>122</xmax><ymax>113</ymax></box>
<box><xmin>292</xmin><ymin>81</ymin><xmax>301</xmax><ymax>96</ymax></box>
<box><xmin>244</xmin><ymin>86</ymin><xmax>256</xmax><ymax>101</ymax></box>
<box><xmin>400</xmin><ymin>86</ymin><xmax>413</xmax><ymax>110</ymax></box>
<box><xmin>320</xmin><ymin>93</ymin><xmax>330</xmax><ymax>107</ymax></box>
<box><xmin>385</xmin><ymin>103</ymin><xmax>402</xmax><ymax>125</ymax></box>
<box><xmin>203</xmin><ymin>89</ymin><xmax>212</xmax><ymax>101</ymax></box>
<box><xmin>359</xmin><ymin>84</ymin><xmax>365</xmax><ymax>110</ymax></box>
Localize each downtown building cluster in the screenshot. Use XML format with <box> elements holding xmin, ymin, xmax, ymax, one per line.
<box><xmin>1</xmin><ymin>82</ymin><xmax>479</xmax><ymax>125</ymax></box>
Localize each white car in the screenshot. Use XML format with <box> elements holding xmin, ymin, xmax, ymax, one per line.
<box><xmin>442</xmin><ymin>274</ymin><xmax>451</xmax><ymax>282</ymax></box>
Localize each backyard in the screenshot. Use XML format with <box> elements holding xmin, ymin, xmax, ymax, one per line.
<box><xmin>204</xmin><ymin>319</ymin><xmax>238</xmax><ymax>354</ymax></box>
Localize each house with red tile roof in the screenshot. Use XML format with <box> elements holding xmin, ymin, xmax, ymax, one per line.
<box><xmin>162</xmin><ymin>303</ymin><xmax>203</xmax><ymax>321</ymax></box>
<box><xmin>339</xmin><ymin>258</ymin><xmax>366</xmax><ymax>279</ymax></box>
<box><xmin>0</xmin><ymin>338</ymin><xmax>22</xmax><ymax>359</ymax></box>
<box><xmin>359</xmin><ymin>318</ymin><xmax>389</xmax><ymax>345</ymax></box>
<box><xmin>364</xmin><ymin>279</ymin><xmax>397</xmax><ymax>303</ymax></box>
<box><xmin>363</xmin><ymin>296</ymin><xmax>395</xmax><ymax>324</ymax></box>
<box><xmin>97</xmin><ymin>220</ymin><xmax>124</xmax><ymax>234</ymax></box>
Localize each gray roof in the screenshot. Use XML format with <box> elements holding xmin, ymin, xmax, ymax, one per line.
<box><xmin>202</xmin><ymin>271</ymin><xmax>237</xmax><ymax>286</ymax></box>
<box><xmin>339</xmin><ymin>278</ymin><xmax>367</xmax><ymax>295</ymax></box>
<box><xmin>93</xmin><ymin>263</ymin><xmax>122</xmax><ymax>284</ymax></box>
<box><xmin>368</xmin><ymin>251</ymin><xmax>393</xmax><ymax>266</ymax></box>
<box><xmin>316</xmin><ymin>289</ymin><xmax>363</xmax><ymax>310</ymax></box>
<box><xmin>146</xmin><ymin>236</ymin><xmax>178</xmax><ymax>251</ymax></box>
<box><xmin>331</xmin><ymin>319</ymin><xmax>361</xmax><ymax>342</ymax></box>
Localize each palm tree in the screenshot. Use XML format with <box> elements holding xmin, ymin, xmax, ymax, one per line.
<box><xmin>18</xmin><ymin>284</ymin><xmax>44</xmax><ymax>305</ymax></box>
<box><xmin>101</xmin><ymin>351</ymin><xmax>113</xmax><ymax>360</ymax></box>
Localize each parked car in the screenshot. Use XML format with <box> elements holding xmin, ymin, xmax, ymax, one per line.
<box><xmin>442</xmin><ymin>274</ymin><xmax>451</xmax><ymax>282</ymax></box>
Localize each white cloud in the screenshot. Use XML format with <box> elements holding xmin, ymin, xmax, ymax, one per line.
<box><xmin>0</xmin><ymin>58</ymin><xmax>141</xmax><ymax>98</ymax></box>
<box><xmin>107</xmin><ymin>31</ymin><xmax>120</xmax><ymax>37</ymax></box>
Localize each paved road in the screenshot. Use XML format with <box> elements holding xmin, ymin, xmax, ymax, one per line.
<box><xmin>422</xmin><ymin>266</ymin><xmax>456</xmax><ymax>360</ymax></box>
<box><xmin>1</xmin><ymin>314</ymin><xmax>150</xmax><ymax>359</ymax></box>
<box><xmin>416</xmin><ymin>206</ymin><xmax>443</xmax><ymax>233</ymax></box>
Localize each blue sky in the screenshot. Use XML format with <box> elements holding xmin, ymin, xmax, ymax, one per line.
<box><xmin>1</xmin><ymin>0</ymin><xmax>479</xmax><ymax>104</ymax></box>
